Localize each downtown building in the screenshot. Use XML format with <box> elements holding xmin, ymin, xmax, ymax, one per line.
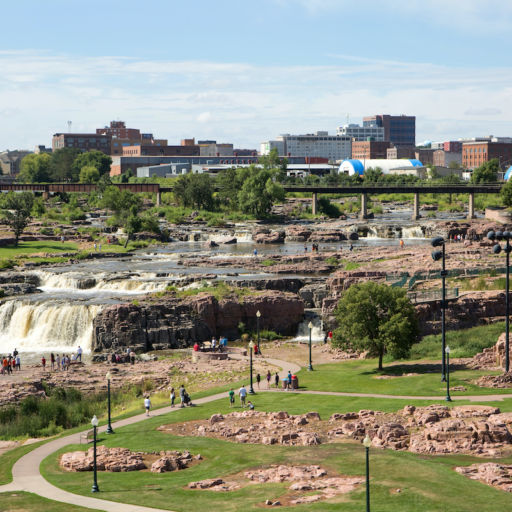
<box><xmin>362</xmin><ymin>114</ymin><xmax>416</xmax><ymax>146</ymax></box>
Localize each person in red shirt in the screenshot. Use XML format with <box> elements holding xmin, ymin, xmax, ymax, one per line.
<box><xmin>41</xmin><ymin>356</ymin><xmax>46</xmax><ymax>370</ymax></box>
<box><xmin>193</xmin><ymin>342</ymin><xmax>199</xmax><ymax>352</ymax></box>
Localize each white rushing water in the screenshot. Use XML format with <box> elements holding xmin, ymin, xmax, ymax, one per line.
<box><xmin>0</xmin><ymin>300</ymin><xmax>101</xmax><ymax>354</ymax></box>
<box><xmin>292</xmin><ymin>311</ymin><xmax>325</xmax><ymax>343</ymax></box>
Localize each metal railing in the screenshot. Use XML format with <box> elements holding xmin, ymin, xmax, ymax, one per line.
<box><xmin>407</xmin><ymin>288</ymin><xmax>459</xmax><ymax>304</ymax></box>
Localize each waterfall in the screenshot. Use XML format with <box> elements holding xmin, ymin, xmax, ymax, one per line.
<box><xmin>401</xmin><ymin>226</ymin><xmax>425</xmax><ymax>239</ymax></box>
<box><xmin>292</xmin><ymin>310</ymin><xmax>324</xmax><ymax>343</ymax></box>
<box><xmin>0</xmin><ymin>300</ymin><xmax>101</xmax><ymax>354</ymax></box>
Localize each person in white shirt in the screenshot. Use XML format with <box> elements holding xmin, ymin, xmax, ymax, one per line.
<box><xmin>77</xmin><ymin>346</ymin><xmax>82</xmax><ymax>362</ymax></box>
<box><xmin>144</xmin><ymin>395</ymin><xmax>151</xmax><ymax>416</ymax></box>
<box><xmin>239</xmin><ymin>385</ymin><xmax>247</xmax><ymax>407</ymax></box>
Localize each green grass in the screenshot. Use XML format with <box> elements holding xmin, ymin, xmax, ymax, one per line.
<box><xmin>0</xmin><ymin>492</ymin><xmax>96</xmax><ymax>512</ymax></box>
<box><xmin>296</xmin><ymin>358</ymin><xmax>505</xmax><ymax>397</ymax></box>
<box><xmin>411</xmin><ymin>322</ymin><xmax>505</xmax><ymax>360</ymax></box>
<box><xmin>156</xmin><ymin>281</ymin><xmax>259</xmax><ymax>301</ymax></box>
<box><xmin>0</xmin><ymin>241</ymin><xmax>79</xmax><ymax>257</ymax></box>
<box><xmin>40</xmin><ymin>393</ymin><xmax>512</xmax><ymax>512</ymax></box>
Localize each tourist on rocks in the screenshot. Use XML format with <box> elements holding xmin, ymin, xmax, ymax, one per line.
<box><xmin>229</xmin><ymin>388</ymin><xmax>235</xmax><ymax>407</ymax></box>
<box><xmin>111</xmin><ymin>353</ymin><xmax>116</xmax><ymax>364</ymax></box>
<box><xmin>248</xmin><ymin>401</ymin><xmax>255</xmax><ymax>410</ymax></box>
<box><xmin>41</xmin><ymin>356</ymin><xmax>46</xmax><ymax>371</ymax></box>
<box><xmin>266</xmin><ymin>370</ymin><xmax>271</xmax><ymax>388</ymax></box>
<box><xmin>349</xmin><ymin>244</ymin><xmax>353</xmax><ymax>252</ymax></box>
<box><xmin>170</xmin><ymin>388</ymin><xmax>175</xmax><ymax>407</ymax></box>
<box><xmin>15</xmin><ymin>355</ymin><xmax>20</xmax><ymax>371</ymax></box>
<box><xmin>50</xmin><ymin>353</ymin><xmax>55</xmax><ymax>371</ymax></box>
<box><xmin>61</xmin><ymin>354</ymin><xmax>66</xmax><ymax>371</ymax></box>
<box><xmin>11</xmin><ymin>358</ymin><xmax>15</xmax><ymax>373</ymax></box>
<box><xmin>256</xmin><ymin>373</ymin><xmax>261</xmax><ymax>389</ymax></box>
<box><xmin>77</xmin><ymin>346</ymin><xmax>82</xmax><ymax>362</ymax></box>
<box><xmin>211</xmin><ymin>337</ymin><xmax>217</xmax><ymax>351</ymax></box>
<box><xmin>130</xmin><ymin>351</ymin><xmax>136</xmax><ymax>364</ymax></box>
<box><xmin>2</xmin><ymin>356</ymin><xmax>8</xmax><ymax>375</ymax></box>
<box><xmin>193</xmin><ymin>342</ymin><xmax>199</xmax><ymax>352</ymax></box>
<box><xmin>179</xmin><ymin>384</ymin><xmax>186</xmax><ymax>408</ymax></box>
<box><xmin>93</xmin><ymin>242</ymin><xmax>97</xmax><ymax>251</ymax></box>
<box><xmin>239</xmin><ymin>385</ymin><xmax>247</xmax><ymax>407</ymax></box>
<box><xmin>55</xmin><ymin>354</ymin><xmax>60</xmax><ymax>371</ymax></box>
<box><xmin>253</xmin><ymin>248</ymin><xmax>258</xmax><ymax>257</ymax></box>
<box><xmin>400</xmin><ymin>239</ymin><xmax>404</xmax><ymax>249</ymax></box>
<box><xmin>13</xmin><ymin>348</ymin><xmax>18</xmax><ymax>359</ymax></box>
<box><xmin>275</xmin><ymin>372</ymin><xmax>279</xmax><ymax>389</ymax></box>
<box><xmin>144</xmin><ymin>395</ymin><xmax>151</xmax><ymax>417</ymax></box>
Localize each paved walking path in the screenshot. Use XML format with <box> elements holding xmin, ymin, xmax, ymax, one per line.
<box><xmin>2</xmin><ymin>354</ymin><xmax>512</xmax><ymax>512</ymax></box>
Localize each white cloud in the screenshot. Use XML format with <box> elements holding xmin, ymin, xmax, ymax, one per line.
<box><xmin>1</xmin><ymin>50</ymin><xmax>512</xmax><ymax>149</ymax></box>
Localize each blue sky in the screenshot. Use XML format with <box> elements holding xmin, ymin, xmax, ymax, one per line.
<box><xmin>1</xmin><ymin>0</ymin><xmax>511</xmax><ymax>150</ymax></box>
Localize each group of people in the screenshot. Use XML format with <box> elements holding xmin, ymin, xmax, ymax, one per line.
<box><xmin>111</xmin><ymin>348</ymin><xmax>137</xmax><ymax>365</ymax></box>
<box><xmin>144</xmin><ymin>384</ymin><xmax>194</xmax><ymax>417</ymax></box>
<box><xmin>41</xmin><ymin>346</ymin><xmax>83</xmax><ymax>372</ymax></box>
<box><xmin>229</xmin><ymin>385</ymin><xmax>255</xmax><ymax>409</ymax></box>
<box><xmin>2</xmin><ymin>349</ymin><xmax>20</xmax><ymax>374</ymax></box>
<box><xmin>193</xmin><ymin>336</ymin><xmax>229</xmax><ymax>352</ymax></box>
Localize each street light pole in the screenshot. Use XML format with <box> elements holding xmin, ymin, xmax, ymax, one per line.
<box><xmin>487</xmin><ymin>230</ymin><xmax>511</xmax><ymax>373</ymax></box>
<box><xmin>248</xmin><ymin>340</ymin><xmax>255</xmax><ymax>394</ymax></box>
<box><xmin>445</xmin><ymin>346</ymin><xmax>452</xmax><ymax>402</ymax></box>
<box><xmin>363</xmin><ymin>435</ymin><xmax>372</xmax><ymax>512</ymax></box>
<box><xmin>91</xmin><ymin>415</ymin><xmax>99</xmax><ymax>493</ymax></box>
<box><xmin>256</xmin><ymin>309</ymin><xmax>261</xmax><ymax>352</ymax></box>
<box><xmin>105</xmin><ymin>372</ymin><xmax>114</xmax><ymax>434</ymax></box>
<box><xmin>307</xmin><ymin>321</ymin><xmax>313</xmax><ymax>371</ymax></box>
<box><xmin>431</xmin><ymin>237</ymin><xmax>447</xmax><ymax>381</ymax></box>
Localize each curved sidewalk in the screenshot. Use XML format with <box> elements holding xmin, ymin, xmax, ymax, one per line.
<box><xmin>2</xmin><ymin>354</ymin><xmax>512</xmax><ymax>511</ymax></box>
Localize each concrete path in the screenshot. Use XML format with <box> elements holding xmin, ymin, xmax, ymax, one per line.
<box><xmin>2</xmin><ymin>353</ymin><xmax>512</xmax><ymax>511</ymax></box>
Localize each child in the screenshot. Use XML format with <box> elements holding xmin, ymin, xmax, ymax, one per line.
<box><xmin>144</xmin><ymin>395</ymin><xmax>151</xmax><ymax>416</ymax></box>
<box><xmin>229</xmin><ymin>388</ymin><xmax>235</xmax><ymax>407</ymax></box>
<box><xmin>170</xmin><ymin>388</ymin><xmax>175</xmax><ymax>407</ymax></box>
<box><xmin>248</xmin><ymin>401</ymin><xmax>255</xmax><ymax>410</ymax></box>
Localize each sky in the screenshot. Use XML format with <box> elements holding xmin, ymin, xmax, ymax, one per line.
<box><xmin>1</xmin><ymin>0</ymin><xmax>512</xmax><ymax>150</ymax></box>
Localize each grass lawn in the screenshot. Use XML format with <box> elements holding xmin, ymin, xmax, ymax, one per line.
<box><xmin>41</xmin><ymin>393</ymin><xmax>512</xmax><ymax>511</ymax></box>
<box><xmin>0</xmin><ymin>241</ymin><xmax>79</xmax><ymax>257</ymax></box>
<box><xmin>0</xmin><ymin>492</ymin><xmax>96</xmax><ymax>511</ymax></box>
<box><xmin>296</xmin><ymin>359</ymin><xmax>505</xmax><ymax>397</ymax></box>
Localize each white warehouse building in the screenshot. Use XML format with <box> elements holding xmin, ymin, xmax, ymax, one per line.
<box><xmin>338</xmin><ymin>158</ymin><xmax>424</xmax><ymax>176</ymax></box>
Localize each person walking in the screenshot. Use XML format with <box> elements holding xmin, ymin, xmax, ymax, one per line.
<box><xmin>256</xmin><ymin>373</ymin><xmax>261</xmax><ymax>389</ymax></box>
<box><xmin>50</xmin><ymin>353</ymin><xmax>55</xmax><ymax>371</ymax></box>
<box><xmin>239</xmin><ymin>385</ymin><xmax>247</xmax><ymax>407</ymax></box>
<box><xmin>229</xmin><ymin>388</ymin><xmax>235</xmax><ymax>407</ymax></box>
<box><xmin>41</xmin><ymin>356</ymin><xmax>46</xmax><ymax>371</ymax></box>
<box><xmin>179</xmin><ymin>384</ymin><xmax>186</xmax><ymax>408</ymax></box>
<box><xmin>76</xmin><ymin>346</ymin><xmax>82</xmax><ymax>362</ymax></box>
<box><xmin>170</xmin><ymin>387</ymin><xmax>175</xmax><ymax>407</ymax></box>
<box><xmin>266</xmin><ymin>370</ymin><xmax>271</xmax><ymax>388</ymax></box>
<box><xmin>287</xmin><ymin>371</ymin><xmax>292</xmax><ymax>389</ymax></box>
<box><xmin>144</xmin><ymin>395</ymin><xmax>151</xmax><ymax>416</ymax></box>
<box><xmin>55</xmin><ymin>354</ymin><xmax>60</xmax><ymax>371</ymax></box>
<box><xmin>15</xmin><ymin>355</ymin><xmax>21</xmax><ymax>371</ymax></box>
<box><xmin>275</xmin><ymin>372</ymin><xmax>280</xmax><ymax>389</ymax></box>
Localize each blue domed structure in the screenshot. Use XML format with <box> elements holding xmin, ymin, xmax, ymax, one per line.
<box><xmin>505</xmin><ymin>166</ymin><xmax>512</xmax><ymax>181</ymax></box>
<box><xmin>338</xmin><ymin>159</ymin><xmax>365</xmax><ymax>175</ymax></box>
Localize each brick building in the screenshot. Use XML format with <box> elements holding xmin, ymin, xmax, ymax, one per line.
<box><xmin>363</xmin><ymin>114</ymin><xmax>416</xmax><ymax>146</ymax></box>
<box><xmin>122</xmin><ymin>145</ymin><xmax>200</xmax><ymax>157</ymax></box>
<box><xmin>387</xmin><ymin>146</ymin><xmax>415</xmax><ymax>159</ymax></box>
<box><xmin>462</xmin><ymin>142</ymin><xmax>512</xmax><ymax>169</ymax></box>
<box><xmin>52</xmin><ymin>133</ymin><xmax>111</xmax><ymax>154</ymax></box>
<box><xmin>443</xmin><ymin>141</ymin><xmax>462</xmax><ymax>153</ymax></box>
<box><xmin>433</xmin><ymin>150</ymin><xmax>462</xmax><ymax>168</ymax></box>
<box><xmin>351</xmin><ymin>141</ymin><xmax>392</xmax><ymax>160</ymax></box>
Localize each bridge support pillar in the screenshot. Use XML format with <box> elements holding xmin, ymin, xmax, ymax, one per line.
<box><xmin>468</xmin><ymin>192</ymin><xmax>475</xmax><ymax>219</ymax></box>
<box><xmin>156</xmin><ymin>191</ymin><xmax>162</xmax><ymax>206</ymax></box>
<box><xmin>412</xmin><ymin>192</ymin><xmax>420</xmax><ymax>220</ymax></box>
<box><xmin>42</xmin><ymin>190</ymin><xmax>49</xmax><ymax>200</ymax></box>
<box><xmin>312</xmin><ymin>192</ymin><xmax>318</xmax><ymax>215</ymax></box>
<box><xmin>360</xmin><ymin>193</ymin><xmax>368</xmax><ymax>219</ymax></box>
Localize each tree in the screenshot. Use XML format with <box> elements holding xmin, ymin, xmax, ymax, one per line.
<box><xmin>50</xmin><ymin>148</ymin><xmax>81</xmax><ymax>182</ymax></box>
<box><xmin>332</xmin><ymin>281</ymin><xmax>419</xmax><ymax>370</ymax></box>
<box><xmin>363</xmin><ymin>167</ymin><xmax>384</xmax><ymax>182</ymax></box>
<box><xmin>173</xmin><ymin>173</ymin><xmax>215</xmax><ymax>210</ymax></box>
<box><xmin>501</xmin><ymin>179</ymin><xmax>512</xmax><ymax>207</ymax></box>
<box><xmin>100</xmin><ymin>186</ymin><xmax>142</xmax><ymax>218</ymax></box>
<box><xmin>123</xmin><ymin>206</ymin><xmax>143</xmax><ymax>247</ymax></box>
<box><xmin>237</xmin><ymin>168</ymin><xmax>285</xmax><ymax>217</ymax></box>
<box><xmin>18</xmin><ymin>153</ymin><xmax>52</xmax><ymax>182</ymax></box>
<box><xmin>79</xmin><ymin>165</ymin><xmax>100</xmax><ymax>183</ymax></box>
<box><xmin>72</xmin><ymin>151</ymin><xmax>112</xmax><ymax>178</ymax></box>
<box><xmin>2</xmin><ymin>192</ymin><xmax>34</xmax><ymax>247</ymax></box>
<box><xmin>470</xmin><ymin>158</ymin><xmax>499</xmax><ymax>183</ymax></box>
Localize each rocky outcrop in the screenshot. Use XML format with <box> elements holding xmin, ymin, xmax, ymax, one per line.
<box><xmin>471</xmin><ymin>333</ymin><xmax>512</xmax><ymax>372</ymax></box>
<box><xmin>253</xmin><ymin>228</ymin><xmax>285</xmax><ymax>244</ymax></box>
<box><xmin>456</xmin><ymin>463</ymin><xmax>512</xmax><ymax>492</ymax></box>
<box><xmin>93</xmin><ymin>291</ymin><xmax>304</xmax><ymax>352</ymax></box>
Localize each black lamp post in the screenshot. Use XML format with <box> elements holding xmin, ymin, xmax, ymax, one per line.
<box><xmin>363</xmin><ymin>434</ymin><xmax>372</xmax><ymax>512</ymax></box>
<box><xmin>487</xmin><ymin>230</ymin><xmax>511</xmax><ymax>373</ymax></box>
<box><xmin>431</xmin><ymin>236</ymin><xmax>447</xmax><ymax>381</ymax></box>
<box><xmin>307</xmin><ymin>321</ymin><xmax>313</xmax><ymax>371</ymax></box>
<box><xmin>105</xmin><ymin>372</ymin><xmax>114</xmax><ymax>434</ymax></box>
<box><xmin>445</xmin><ymin>346</ymin><xmax>452</xmax><ymax>402</ymax></box>
<box><xmin>256</xmin><ymin>309</ymin><xmax>261</xmax><ymax>352</ymax></box>
<box><xmin>248</xmin><ymin>340</ymin><xmax>255</xmax><ymax>394</ymax></box>
<box><xmin>91</xmin><ymin>415</ymin><xmax>99</xmax><ymax>493</ymax></box>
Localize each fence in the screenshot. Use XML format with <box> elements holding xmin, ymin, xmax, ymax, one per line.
<box><xmin>407</xmin><ymin>288</ymin><xmax>459</xmax><ymax>304</ymax></box>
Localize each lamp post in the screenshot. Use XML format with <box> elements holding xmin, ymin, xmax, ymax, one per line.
<box><xmin>256</xmin><ymin>310</ymin><xmax>261</xmax><ymax>352</ymax></box>
<box><xmin>105</xmin><ymin>372</ymin><xmax>114</xmax><ymax>434</ymax></box>
<box><xmin>248</xmin><ymin>340</ymin><xmax>255</xmax><ymax>394</ymax></box>
<box><xmin>91</xmin><ymin>415</ymin><xmax>99</xmax><ymax>493</ymax></box>
<box><xmin>487</xmin><ymin>230</ymin><xmax>511</xmax><ymax>373</ymax></box>
<box><xmin>363</xmin><ymin>435</ymin><xmax>372</xmax><ymax>512</ymax></box>
<box><xmin>445</xmin><ymin>346</ymin><xmax>452</xmax><ymax>402</ymax></box>
<box><xmin>307</xmin><ymin>321</ymin><xmax>313</xmax><ymax>371</ymax></box>
<box><xmin>431</xmin><ymin>236</ymin><xmax>447</xmax><ymax>381</ymax></box>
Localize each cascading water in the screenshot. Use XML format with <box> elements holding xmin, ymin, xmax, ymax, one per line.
<box><xmin>0</xmin><ymin>300</ymin><xmax>101</xmax><ymax>354</ymax></box>
<box><xmin>292</xmin><ymin>310</ymin><xmax>324</xmax><ymax>343</ymax></box>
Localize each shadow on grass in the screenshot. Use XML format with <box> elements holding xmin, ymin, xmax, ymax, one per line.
<box><xmin>362</xmin><ymin>362</ymin><xmax>468</xmax><ymax>376</ymax></box>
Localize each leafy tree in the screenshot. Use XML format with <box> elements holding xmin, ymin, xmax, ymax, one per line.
<box><xmin>79</xmin><ymin>165</ymin><xmax>100</xmax><ymax>183</ymax></box>
<box><xmin>363</xmin><ymin>167</ymin><xmax>384</xmax><ymax>182</ymax></box>
<box><xmin>501</xmin><ymin>179</ymin><xmax>512</xmax><ymax>207</ymax></box>
<box><xmin>2</xmin><ymin>192</ymin><xmax>34</xmax><ymax>246</ymax></box>
<box><xmin>72</xmin><ymin>151</ymin><xmax>112</xmax><ymax>178</ymax></box>
<box><xmin>173</xmin><ymin>173</ymin><xmax>215</xmax><ymax>210</ymax></box>
<box><xmin>237</xmin><ymin>168</ymin><xmax>285</xmax><ymax>217</ymax></box>
<box><xmin>18</xmin><ymin>153</ymin><xmax>52</xmax><ymax>183</ymax></box>
<box><xmin>123</xmin><ymin>206</ymin><xmax>143</xmax><ymax>247</ymax></box>
<box><xmin>50</xmin><ymin>148</ymin><xmax>81</xmax><ymax>182</ymax></box>
<box><xmin>100</xmin><ymin>186</ymin><xmax>142</xmax><ymax>217</ymax></box>
<box><xmin>259</xmin><ymin>148</ymin><xmax>281</xmax><ymax>171</ymax></box>
<box><xmin>332</xmin><ymin>281</ymin><xmax>419</xmax><ymax>370</ymax></box>
<box><xmin>32</xmin><ymin>197</ymin><xmax>46</xmax><ymax>217</ymax></box>
<box><xmin>216</xmin><ymin>167</ymin><xmax>248</xmax><ymax>209</ymax></box>
<box><xmin>470</xmin><ymin>158</ymin><xmax>499</xmax><ymax>183</ymax></box>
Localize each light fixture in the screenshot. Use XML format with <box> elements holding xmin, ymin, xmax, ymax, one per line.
<box><xmin>363</xmin><ymin>435</ymin><xmax>372</xmax><ymax>448</ymax></box>
<box><xmin>91</xmin><ymin>415</ymin><xmax>99</xmax><ymax>427</ymax></box>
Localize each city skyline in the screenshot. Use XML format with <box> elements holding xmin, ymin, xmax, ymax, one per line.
<box><xmin>1</xmin><ymin>0</ymin><xmax>511</xmax><ymax>150</ymax></box>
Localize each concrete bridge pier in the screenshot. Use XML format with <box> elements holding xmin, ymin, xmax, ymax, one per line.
<box><xmin>360</xmin><ymin>193</ymin><xmax>368</xmax><ymax>219</ymax></box>
<box><xmin>156</xmin><ymin>191</ymin><xmax>162</xmax><ymax>206</ymax></box>
<box><xmin>42</xmin><ymin>190</ymin><xmax>49</xmax><ymax>200</ymax></box>
<box><xmin>468</xmin><ymin>192</ymin><xmax>475</xmax><ymax>219</ymax></box>
<box><xmin>412</xmin><ymin>192</ymin><xmax>420</xmax><ymax>220</ymax></box>
<box><xmin>312</xmin><ymin>192</ymin><xmax>318</xmax><ymax>215</ymax></box>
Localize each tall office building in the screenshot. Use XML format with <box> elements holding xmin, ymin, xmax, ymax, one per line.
<box><xmin>363</xmin><ymin>114</ymin><xmax>416</xmax><ymax>146</ymax></box>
